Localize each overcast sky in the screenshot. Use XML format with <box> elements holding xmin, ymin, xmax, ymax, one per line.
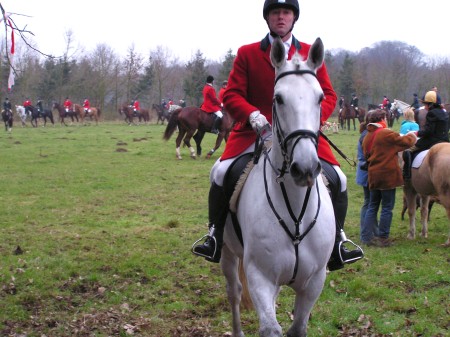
<box><xmin>5</xmin><ymin>0</ymin><xmax>450</xmax><ymax>62</ymax></box>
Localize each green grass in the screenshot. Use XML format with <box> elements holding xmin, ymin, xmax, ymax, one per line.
<box><xmin>0</xmin><ymin>121</ymin><xmax>448</xmax><ymax>336</ymax></box>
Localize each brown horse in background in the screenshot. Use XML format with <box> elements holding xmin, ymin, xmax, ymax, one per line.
<box><xmin>74</xmin><ymin>104</ymin><xmax>100</xmax><ymax>125</ymax></box>
<box><xmin>52</xmin><ymin>102</ymin><xmax>79</xmax><ymax>126</ymax></box>
<box><xmin>403</xmin><ymin>143</ymin><xmax>450</xmax><ymax>246</ymax></box>
<box><xmin>118</xmin><ymin>104</ymin><xmax>149</xmax><ymax>125</ymax></box>
<box><xmin>163</xmin><ymin>107</ymin><xmax>233</xmax><ymax>159</ymax></box>
<box><xmin>356</xmin><ymin>107</ymin><xmax>366</xmax><ymax>123</ymax></box>
<box><xmin>339</xmin><ymin>102</ymin><xmax>357</xmax><ymax>130</ymax></box>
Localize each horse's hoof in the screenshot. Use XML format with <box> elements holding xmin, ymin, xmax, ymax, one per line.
<box><xmin>407</xmin><ymin>234</ymin><xmax>415</xmax><ymax>240</ymax></box>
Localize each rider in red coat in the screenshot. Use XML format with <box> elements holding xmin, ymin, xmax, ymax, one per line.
<box><xmin>23</xmin><ymin>98</ymin><xmax>32</xmax><ymax>107</ymax></box>
<box><xmin>64</xmin><ymin>97</ymin><xmax>73</xmax><ymax>112</ymax></box>
<box><xmin>83</xmin><ymin>98</ymin><xmax>90</xmax><ymax>114</ymax></box>
<box><xmin>23</xmin><ymin>98</ymin><xmax>32</xmax><ymax>115</ymax></box>
<box><xmin>193</xmin><ymin>0</ymin><xmax>363</xmax><ymax>270</ymax></box>
<box><xmin>202</xmin><ymin>75</ymin><xmax>223</xmax><ymax>134</ymax></box>
<box><xmin>133</xmin><ymin>100</ymin><xmax>140</xmax><ymax>112</ymax></box>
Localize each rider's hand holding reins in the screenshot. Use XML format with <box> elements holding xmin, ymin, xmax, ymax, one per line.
<box><xmin>249</xmin><ymin>111</ymin><xmax>269</xmax><ymax>132</ymax></box>
<box><xmin>250</xmin><ymin>111</ymin><xmax>272</xmax><ymax>141</ymax></box>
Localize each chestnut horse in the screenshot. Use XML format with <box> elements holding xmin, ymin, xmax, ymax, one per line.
<box><xmin>404</xmin><ymin>143</ymin><xmax>450</xmax><ymax>246</ymax></box>
<box><xmin>74</xmin><ymin>104</ymin><xmax>100</xmax><ymax>125</ymax></box>
<box><xmin>52</xmin><ymin>102</ymin><xmax>79</xmax><ymax>126</ymax></box>
<box><xmin>163</xmin><ymin>107</ymin><xmax>233</xmax><ymax>159</ymax></box>
<box><xmin>118</xmin><ymin>105</ymin><xmax>150</xmax><ymax>125</ymax></box>
<box><xmin>339</xmin><ymin>102</ymin><xmax>357</xmax><ymax>130</ymax></box>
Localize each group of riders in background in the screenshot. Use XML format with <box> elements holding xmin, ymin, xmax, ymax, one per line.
<box><xmin>2</xmin><ymin>96</ymin><xmax>92</xmax><ymax>118</ymax></box>
<box><xmin>338</xmin><ymin>88</ymin><xmax>444</xmax><ymax>129</ymax></box>
<box><xmin>2</xmin><ymin>84</ymin><xmax>443</xmax><ymax>133</ymax></box>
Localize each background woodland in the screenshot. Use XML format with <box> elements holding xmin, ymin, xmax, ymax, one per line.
<box><xmin>2</xmin><ymin>33</ymin><xmax>450</xmax><ymax>119</ymax></box>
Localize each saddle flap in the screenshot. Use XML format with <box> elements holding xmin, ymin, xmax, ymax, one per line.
<box><xmin>223</xmin><ymin>153</ymin><xmax>254</xmax><ymax>203</ymax></box>
<box><xmin>412</xmin><ymin>150</ymin><xmax>429</xmax><ymax>168</ymax></box>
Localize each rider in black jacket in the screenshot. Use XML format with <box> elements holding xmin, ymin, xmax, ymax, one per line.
<box><xmin>403</xmin><ymin>90</ymin><xmax>449</xmax><ymax>179</ymax></box>
<box><xmin>3</xmin><ymin>97</ymin><xmax>12</xmax><ymax>112</ymax></box>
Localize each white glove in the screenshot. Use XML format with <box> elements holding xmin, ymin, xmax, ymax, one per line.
<box><xmin>249</xmin><ymin>111</ymin><xmax>269</xmax><ymax>133</ymax></box>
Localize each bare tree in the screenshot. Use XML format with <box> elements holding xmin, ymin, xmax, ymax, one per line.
<box><xmin>122</xmin><ymin>44</ymin><xmax>143</xmax><ymax>104</ymax></box>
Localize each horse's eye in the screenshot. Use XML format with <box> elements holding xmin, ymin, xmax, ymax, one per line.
<box><xmin>275</xmin><ymin>95</ymin><xmax>284</xmax><ymax>105</ymax></box>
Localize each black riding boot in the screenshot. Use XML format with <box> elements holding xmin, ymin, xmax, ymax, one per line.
<box><xmin>192</xmin><ymin>183</ymin><xmax>228</xmax><ymax>263</ymax></box>
<box><xmin>211</xmin><ymin>116</ymin><xmax>222</xmax><ymax>134</ymax></box>
<box><xmin>322</xmin><ymin>161</ymin><xmax>364</xmax><ymax>271</ymax></box>
<box><xmin>403</xmin><ymin>150</ymin><xmax>412</xmax><ymax>180</ymax></box>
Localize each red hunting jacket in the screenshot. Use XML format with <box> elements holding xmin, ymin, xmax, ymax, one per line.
<box><xmin>202</xmin><ymin>84</ymin><xmax>222</xmax><ymax>113</ymax></box>
<box><xmin>222</xmin><ymin>34</ymin><xmax>338</xmax><ymax>163</ymax></box>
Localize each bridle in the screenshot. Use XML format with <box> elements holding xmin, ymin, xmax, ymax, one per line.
<box><xmin>262</xmin><ymin>68</ymin><xmax>322</xmax><ymax>284</ymax></box>
<box><xmin>270</xmin><ymin>69</ymin><xmax>320</xmax><ymax>179</ymax></box>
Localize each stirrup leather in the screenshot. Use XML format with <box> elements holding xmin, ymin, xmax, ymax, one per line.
<box><xmin>337</xmin><ymin>230</ymin><xmax>364</xmax><ymax>263</ymax></box>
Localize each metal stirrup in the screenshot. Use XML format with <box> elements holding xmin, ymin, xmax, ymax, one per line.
<box><xmin>191</xmin><ymin>226</ymin><xmax>218</xmax><ymax>259</ymax></box>
<box><xmin>337</xmin><ymin>230</ymin><xmax>364</xmax><ymax>264</ymax></box>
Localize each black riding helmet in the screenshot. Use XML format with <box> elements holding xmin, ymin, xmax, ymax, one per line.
<box><xmin>263</xmin><ymin>0</ymin><xmax>300</xmax><ymax>21</ymax></box>
<box><xmin>263</xmin><ymin>0</ymin><xmax>300</xmax><ymax>37</ymax></box>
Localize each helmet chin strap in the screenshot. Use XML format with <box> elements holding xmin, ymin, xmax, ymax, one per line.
<box><xmin>268</xmin><ymin>23</ymin><xmax>295</xmax><ymax>39</ymax></box>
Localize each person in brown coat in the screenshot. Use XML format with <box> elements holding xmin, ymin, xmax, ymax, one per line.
<box><xmin>360</xmin><ymin>109</ymin><xmax>417</xmax><ymax>247</ymax></box>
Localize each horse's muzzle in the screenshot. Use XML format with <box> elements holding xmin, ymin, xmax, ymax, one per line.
<box><xmin>289</xmin><ymin>160</ymin><xmax>321</xmax><ymax>187</ymax></box>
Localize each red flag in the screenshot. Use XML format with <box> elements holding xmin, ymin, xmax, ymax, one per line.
<box><xmin>7</xmin><ymin>18</ymin><xmax>14</xmax><ymax>91</ymax></box>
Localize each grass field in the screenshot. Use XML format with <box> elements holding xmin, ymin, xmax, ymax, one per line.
<box><xmin>0</xmin><ymin>121</ymin><xmax>448</xmax><ymax>337</ymax></box>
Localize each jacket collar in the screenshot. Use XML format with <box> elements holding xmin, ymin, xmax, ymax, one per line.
<box><xmin>260</xmin><ymin>33</ymin><xmax>301</xmax><ymax>53</ymax></box>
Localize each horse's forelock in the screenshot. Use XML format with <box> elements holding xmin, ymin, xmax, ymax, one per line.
<box><xmin>291</xmin><ymin>52</ymin><xmax>303</xmax><ymax>69</ymax></box>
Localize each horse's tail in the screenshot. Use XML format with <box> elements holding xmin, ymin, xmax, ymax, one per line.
<box><xmin>118</xmin><ymin>108</ymin><xmax>123</xmax><ymax>115</ymax></box>
<box><xmin>239</xmin><ymin>259</ymin><xmax>253</xmax><ymax>310</ymax></box>
<box><xmin>163</xmin><ymin>108</ymin><xmax>181</xmax><ymax>140</ymax></box>
<box><xmin>97</xmin><ymin>108</ymin><xmax>101</xmax><ymax>117</ymax></box>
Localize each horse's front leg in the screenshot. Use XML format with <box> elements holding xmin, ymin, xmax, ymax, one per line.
<box><xmin>288</xmin><ymin>270</ymin><xmax>327</xmax><ymax>337</ymax></box>
<box><xmin>246</xmin><ymin>264</ymin><xmax>282</xmax><ymax>337</ymax></box>
<box><xmin>207</xmin><ymin>134</ymin><xmax>225</xmax><ymax>159</ymax></box>
<box><xmin>221</xmin><ymin>246</ymin><xmax>245</xmax><ymax>337</ymax></box>
<box><xmin>193</xmin><ymin>131</ymin><xmax>205</xmax><ymax>157</ymax></box>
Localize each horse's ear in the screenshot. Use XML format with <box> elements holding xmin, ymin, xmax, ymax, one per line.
<box><xmin>306</xmin><ymin>37</ymin><xmax>324</xmax><ymax>72</ymax></box>
<box><xmin>270</xmin><ymin>36</ymin><xmax>286</xmax><ymax>69</ymax></box>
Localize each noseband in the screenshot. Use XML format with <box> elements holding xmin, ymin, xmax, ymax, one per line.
<box><xmin>271</xmin><ymin>69</ymin><xmax>320</xmax><ymax>177</ymax></box>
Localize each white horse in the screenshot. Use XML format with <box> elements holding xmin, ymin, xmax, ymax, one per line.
<box><xmin>15</xmin><ymin>105</ymin><xmax>29</xmax><ymax>127</ymax></box>
<box><xmin>390</xmin><ymin>99</ymin><xmax>411</xmax><ymax>116</ymax></box>
<box><xmin>220</xmin><ymin>37</ymin><xmax>335</xmax><ymax>337</ymax></box>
